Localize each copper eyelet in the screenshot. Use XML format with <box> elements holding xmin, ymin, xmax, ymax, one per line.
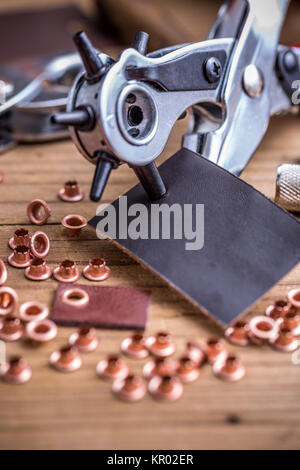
<box><xmin>96</xmin><ymin>355</ymin><xmax>129</xmax><ymax>381</ymax></box>
<box><xmin>0</xmin><ymin>260</ymin><xmax>8</xmax><ymax>286</ymax></box>
<box><xmin>61</xmin><ymin>214</ymin><xmax>87</xmax><ymax>236</ymax></box>
<box><xmin>27</xmin><ymin>199</ymin><xmax>51</xmax><ymax>225</ymax></box>
<box><xmin>282</xmin><ymin>310</ymin><xmax>300</xmax><ymax>336</ymax></box>
<box><xmin>146</xmin><ymin>331</ymin><xmax>176</xmax><ymax>358</ymax></box>
<box><xmin>186</xmin><ymin>341</ymin><xmax>205</xmax><ymax>366</ymax></box>
<box><xmin>53</xmin><ymin>259</ymin><xmax>80</xmax><ymax>283</ymax></box>
<box><xmin>9</xmin><ymin>228</ymin><xmax>30</xmax><ymax>250</ymax></box>
<box><xmin>148</xmin><ymin>375</ymin><xmax>183</xmax><ymax>402</ymax></box>
<box><xmin>143</xmin><ymin>357</ymin><xmax>176</xmax><ymax>380</ymax></box>
<box><xmin>25</xmin><ymin>258</ymin><xmax>52</xmax><ymax>281</ymax></box>
<box><xmin>287</xmin><ymin>289</ymin><xmax>300</xmax><ymax>310</ymax></box>
<box><xmin>248</xmin><ymin>316</ymin><xmax>279</xmax><ymax>343</ymax></box>
<box><xmin>213</xmin><ymin>355</ymin><xmax>245</xmax><ymax>382</ymax></box>
<box><xmin>26</xmin><ymin>319</ymin><xmax>57</xmax><ymax>343</ymax></box>
<box><xmin>69</xmin><ymin>327</ymin><xmax>99</xmax><ymax>353</ymax></box>
<box><xmin>58</xmin><ymin>180</ymin><xmax>84</xmax><ymax>202</ymax></box>
<box><xmin>0</xmin><ymin>287</ymin><xmax>18</xmax><ymax>316</ymax></box>
<box><xmin>0</xmin><ymin>356</ymin><xmax>32</xmax><ymax>385</ymax></box>
<box><xmin>175</xmin><ymin>356</ymin><xmax>200</xmax><ymax>383</ymax></box>
<box><xmin>112</xmin><ymin>374</ymin><xmax>146</xmax><ymax>402</ymax></box>
<box><xmin>0</xmin><ymin>316</ymin><xmax>23</xmax><ymax>342</ymax></box>
<box><xmin>30</xmin><ymin>231</ymin><xmax>50</xmax><ymax>259</ymax></box>
<box><xmin>270</xmin><ymin>323</ymin><xmax>299</xmax><ymax>352</ymax></box>
<box><xmin>83</xmin><ymin>258</ymin><xmax>110</xmax><ymax>282</ymax></box>
<box><xmin>8</xmin><ymin>245</ymin><xmax>31</xmax><ymax>268</ymax></box>
<box><xmin>50</xmin><ymin>345</ymin><xmax>82</xmax><ymax>372</ymax></box>
<box><xmin>61</xmin><ymin>288</ymin><xmax>89</xmax><ymax>308</ymax></box>
<box><xmin>225</xmin><ymin>321</ymin><xmax>250</xmax><ymax>347</ymax></box>
<box><xmin>205</xmin><ymin>338</ymin><xmax>228</xmax><ymax>364</ymax></box>
<box><xmin>121</xmin><ymin>334</ymin><xmax>149</xmax><ymax>359</ymax></box>
<box><xmin>19</xmin><ymin>301</ymin><xmax>49</xmax><ymax>323</ymax></box>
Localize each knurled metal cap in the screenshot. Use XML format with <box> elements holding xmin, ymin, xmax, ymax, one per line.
<box><xmin>275</xmin><ymin>164</ymin><xmax>300</xmax><ymax>212</ymax></box>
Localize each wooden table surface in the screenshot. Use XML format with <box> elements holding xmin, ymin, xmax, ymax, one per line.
<box><xmin>0</xmin><ymin>113</ymin><xmax>300</xmax><ymax>450</ymax></box>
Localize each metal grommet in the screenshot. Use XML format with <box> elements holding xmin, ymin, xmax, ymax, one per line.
<box><xmin>25</xmin><ymin>258</ymin><xmax>52</xmax><ymax>281</ymax></box>
<box><xmin>61</xmin><ymin>214</ymin><xmax>87</xmax><ymax>236</ymax></box>
<box><xmin>225</xmin><ymin>321</ymin><xmax>250</xmax><ymax>347</ymax></box>
<box><xmin>62</xmin><ymin>288</ymin><xmax>89</xmax><ymax>308</ymax></box>
<box><xmin>143</xmin><ymin>357</ymin><xmax>176</xmax><ymax>380</ymax></box>
<box><xmin>205</xmin><ymin>338</ymin><xmax>228</xmax><ymax>364</ymax></box>
<box><xmin>8</xmin><ymin>245</ymin><xmax>31</xmax><ymax>268</ymax></box>
<box><xmin>0</xmin><ymin>356</ymin><xmax>32</xmax><ymax>385</ymax></box>
<box><xmin>270</xmin><ymin>323</ymin><xmax>299</xmax><ymax>353</ymax></box>
<box><xmin>282</xmin><ymin>310</ymin><xmax>300</xmax><ymax>336</ymax></box>
<box><xmin>175</xmin><ymin>356</ymin><xmax>200</xmax><ymax>383</ymax></box>
<box><xmin>0</xmin><ymin>260</ymin><xmax>7</xmax><ymax>286</ymax></box>
<box><xmin>96</xmin><ymin>355</ymin><xmax>129</xmax><ymax>381</ymax></box>
<box><xmin>213</xmin><ymin>355</ymin><xmax>245</xmax><ymax>382</ymax></box>
<box><xmin>248</xmin><ymin>316</ymin><xmax>279</xmax><ymax>343</ymax></box>
<box><xmin>112</xmin><ymin>374</ymin><xmax>146</xmax><ymax>402</ymax></box>
<box><xmin>287</xmin><ymin>289</ymin><xmax>300</xmax><ymax>310</ymax></box>
<box><xmin>121</xmin><ymin>333</ymin><xmax>149</xmax><ymax>359</ymax></box>
<box><xmin>148</xmin><ymin>375</ymin><xmax>183</xmax><ymax>402</ymax></box>
<box><xmin>19</xmin><ymin>301</ymin><xmax>49</xmax><ymax>323</ymax></box>
<box><xmin>146</xmin><ymin>331</ymin><xmax>176</xmax><ymax>358</ymax></box>
<box><xmin>9</xmin><ymin>228</ymin><xmax>30</xmax><ymax>250</ymax></box>
<box><xmin>50</xmin><ymin>345</ymin><xmax>82</xmax><ymax>372</ymax></box>
<box><xmin>0</xmin><ymin>317</ymin><xmax>23</xmax><ymax>342</ymax></box>
<box><xmin>83</xmin><ymin>258</ymin><xmax>110</xmax><ymax>282</ymax></box>
<box><xmin>58</xmin><ymin>180</ymin><xmax>84</xmax><ymax>202</ymax></box>
<box><xmin>69</xmin><ymin>327</ymin><xmax>99</xmax><ymax>353</ymax></box>
<box><xmin>0</xmin><ymin>287</ymin><xmax>18</xmax><ymax>316</ymax></box>
<box><xmin>186</xmin><ymin>341</ymin><xmax>205</xmax><ymax>366</ymax></box>
<box><xmin>27</xmin><ymin>199</ymin><xmax>51</xmax><ymax>225</ymax></box>
<box><xmin>26</xmin><ymin>319</ymin><xmax>57</xmax><ymax>343</ymax></box>
<box><xmin>53</xmin><ymin>259</ymin><xmax>80</xmax><ymax>283</ymax></box>
<box><xmin>30</xmin><ymin>231</ymin><xmax>50</xmax><ymax>259</ymax></box>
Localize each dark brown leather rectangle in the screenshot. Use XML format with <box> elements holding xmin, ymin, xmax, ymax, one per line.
<box><xmin>51</xmin><ymin>283</ymin><xmax>151</xmax><ymax>330</ymax></box>
<box><xmin>89</xmin><ymin>148</ymin><xmax>300</xmax><ymax>327</ymax></box>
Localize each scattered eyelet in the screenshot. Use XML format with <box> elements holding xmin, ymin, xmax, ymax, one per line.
<box><xmin>19</xmin><ymin>301</ymin><xmax>49</xmax><ymax>323</ymax></box>
<box><xmin>83</xmin><ymin>258</ymin><xmax>110</xmax><ymax>281</ymax></box>
<box><xmin>69</xmin><ymin>327</ymin><xmax>99</xmax><ymax>353</ymax></box>
<box><xmin>27</xmin><ymin>199</ymin><xmax>51</xmax><ymax>225</ymax></box>
<box><xmin>0</xmin><ymin>260</ymin><xmax>7</xmax><ymax>286</ymax></box>
<box><xmin>25</xmin><ymin>258</ymin><xmax>52</xmax><ymax>281</ymax></box>
<box><xmin>287</xmin><ymin>289</ymin><xmax>300</xmax><ymax>310</ymax></box>
<box><xmin>270</xmin><ymin>323</ymin><xmax>299</xmax><ymax>353</ymax></box>
<box><xmin>175</xmin><ymin>356</ymin><xmax>200</xmax><ymax>383</ymax></box>
<box><xmin>61</xmin><ymin>214</ymin><xmax>87</xmax><ymax>236</ymax></box>
<box><xmin>9</xmin><ymin>228</ymin><xmax>30</xmax><ymax>250</ymax></box>
<box><xmin>8</xmin><ymin>245</ymin><xmax>31</xmax><ymax>268</ymax></box>
<box><xmin>0</xmin><ymin>317</ymin><xmax>23</xmax><ymax>342</ymax></box>
<box><xmin>282</xmin><ymin>310</ymin><xmax>300</xmax><ymax>336</ymax></box>
<box><xmin>121</xmin><ymin>334</ymin><xmax>149</xmax><ymax>359</ymax></box>
<box><xmin>0</xmin><ymin>356</ymin><xmax>32</xmax><ymax>385</ymax></box>
<box><xmin>248</xmin><ymin>316</ymin><xmax>279</xmax><ymax>343</ymax></box>
<box><xmin>225</xmin><ymin>321</ymin><xmax>250</xmax><ymax>347</ymax></box>
<box><xmin>53</xmin><ymin>259</ymin><xmax>80</xmax><ymax>283</ymax></box>
<box><xmin>186</xmin><ymin>341</ymin><xmax>205</xmax><ymax>366</ymax></box>
<box><xmin>58</xmin><ymin>180</ymin><xmax>84</xmax><ymax>202</ymax></box>
<box><xmin>148</xmin><ymin>375</ymin><xmax>183</xmax><ymax>402</ymax></box>
<box><xmin>26</xmin><ymin>319</ymin><xmax>57</xmax><ymax>343</ymax></box>
<box><xmin>205</xmin><ymin>338</ymin><xmax>228</xmax><ymax>364</ymax></box>
<box><xmin>50</xmin><ymin>345</ymin><xmax>82</xmax><ymax>372</ymax></box>
<box><xmin>30</xmin><ymin>231</ymin><xmax>50</xmax><ymax>259</ymax></box>
<box><xmin>61</xmin><ymin>288</ymin><xmax>89</xmax><ymax>308</ymax></box>
<box><xmin>213</xmin><ymin>355</ymin><xmax>245</xmax><ymax>382</ymax></box>
<box><xmin>265</xmin><ymin>300</ymin><xmax>291</xmax><ymax>320</ymax></box>
<box><xmin>112</xmin><ymin>374</ymin><xmax>146</xmax><ymax>402</ymax></box>
<box><xmin>0</xmin><ymin>287</ymin><xmax>18</xmax><ymax>316</ymax></box>
<box><xmin>96</xmin><ymin>355</ymin><xmax>129</xmax><ymax>381</ymax></box>
<box><xmin>146</xmin><ymin>331</ymin><xmax>176</xmax><ymax>358</ymax></box>
<box><xmin>143</xmin><ymin>357</ymin><xmax>176</xmax><ymax>380</ymax></box>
